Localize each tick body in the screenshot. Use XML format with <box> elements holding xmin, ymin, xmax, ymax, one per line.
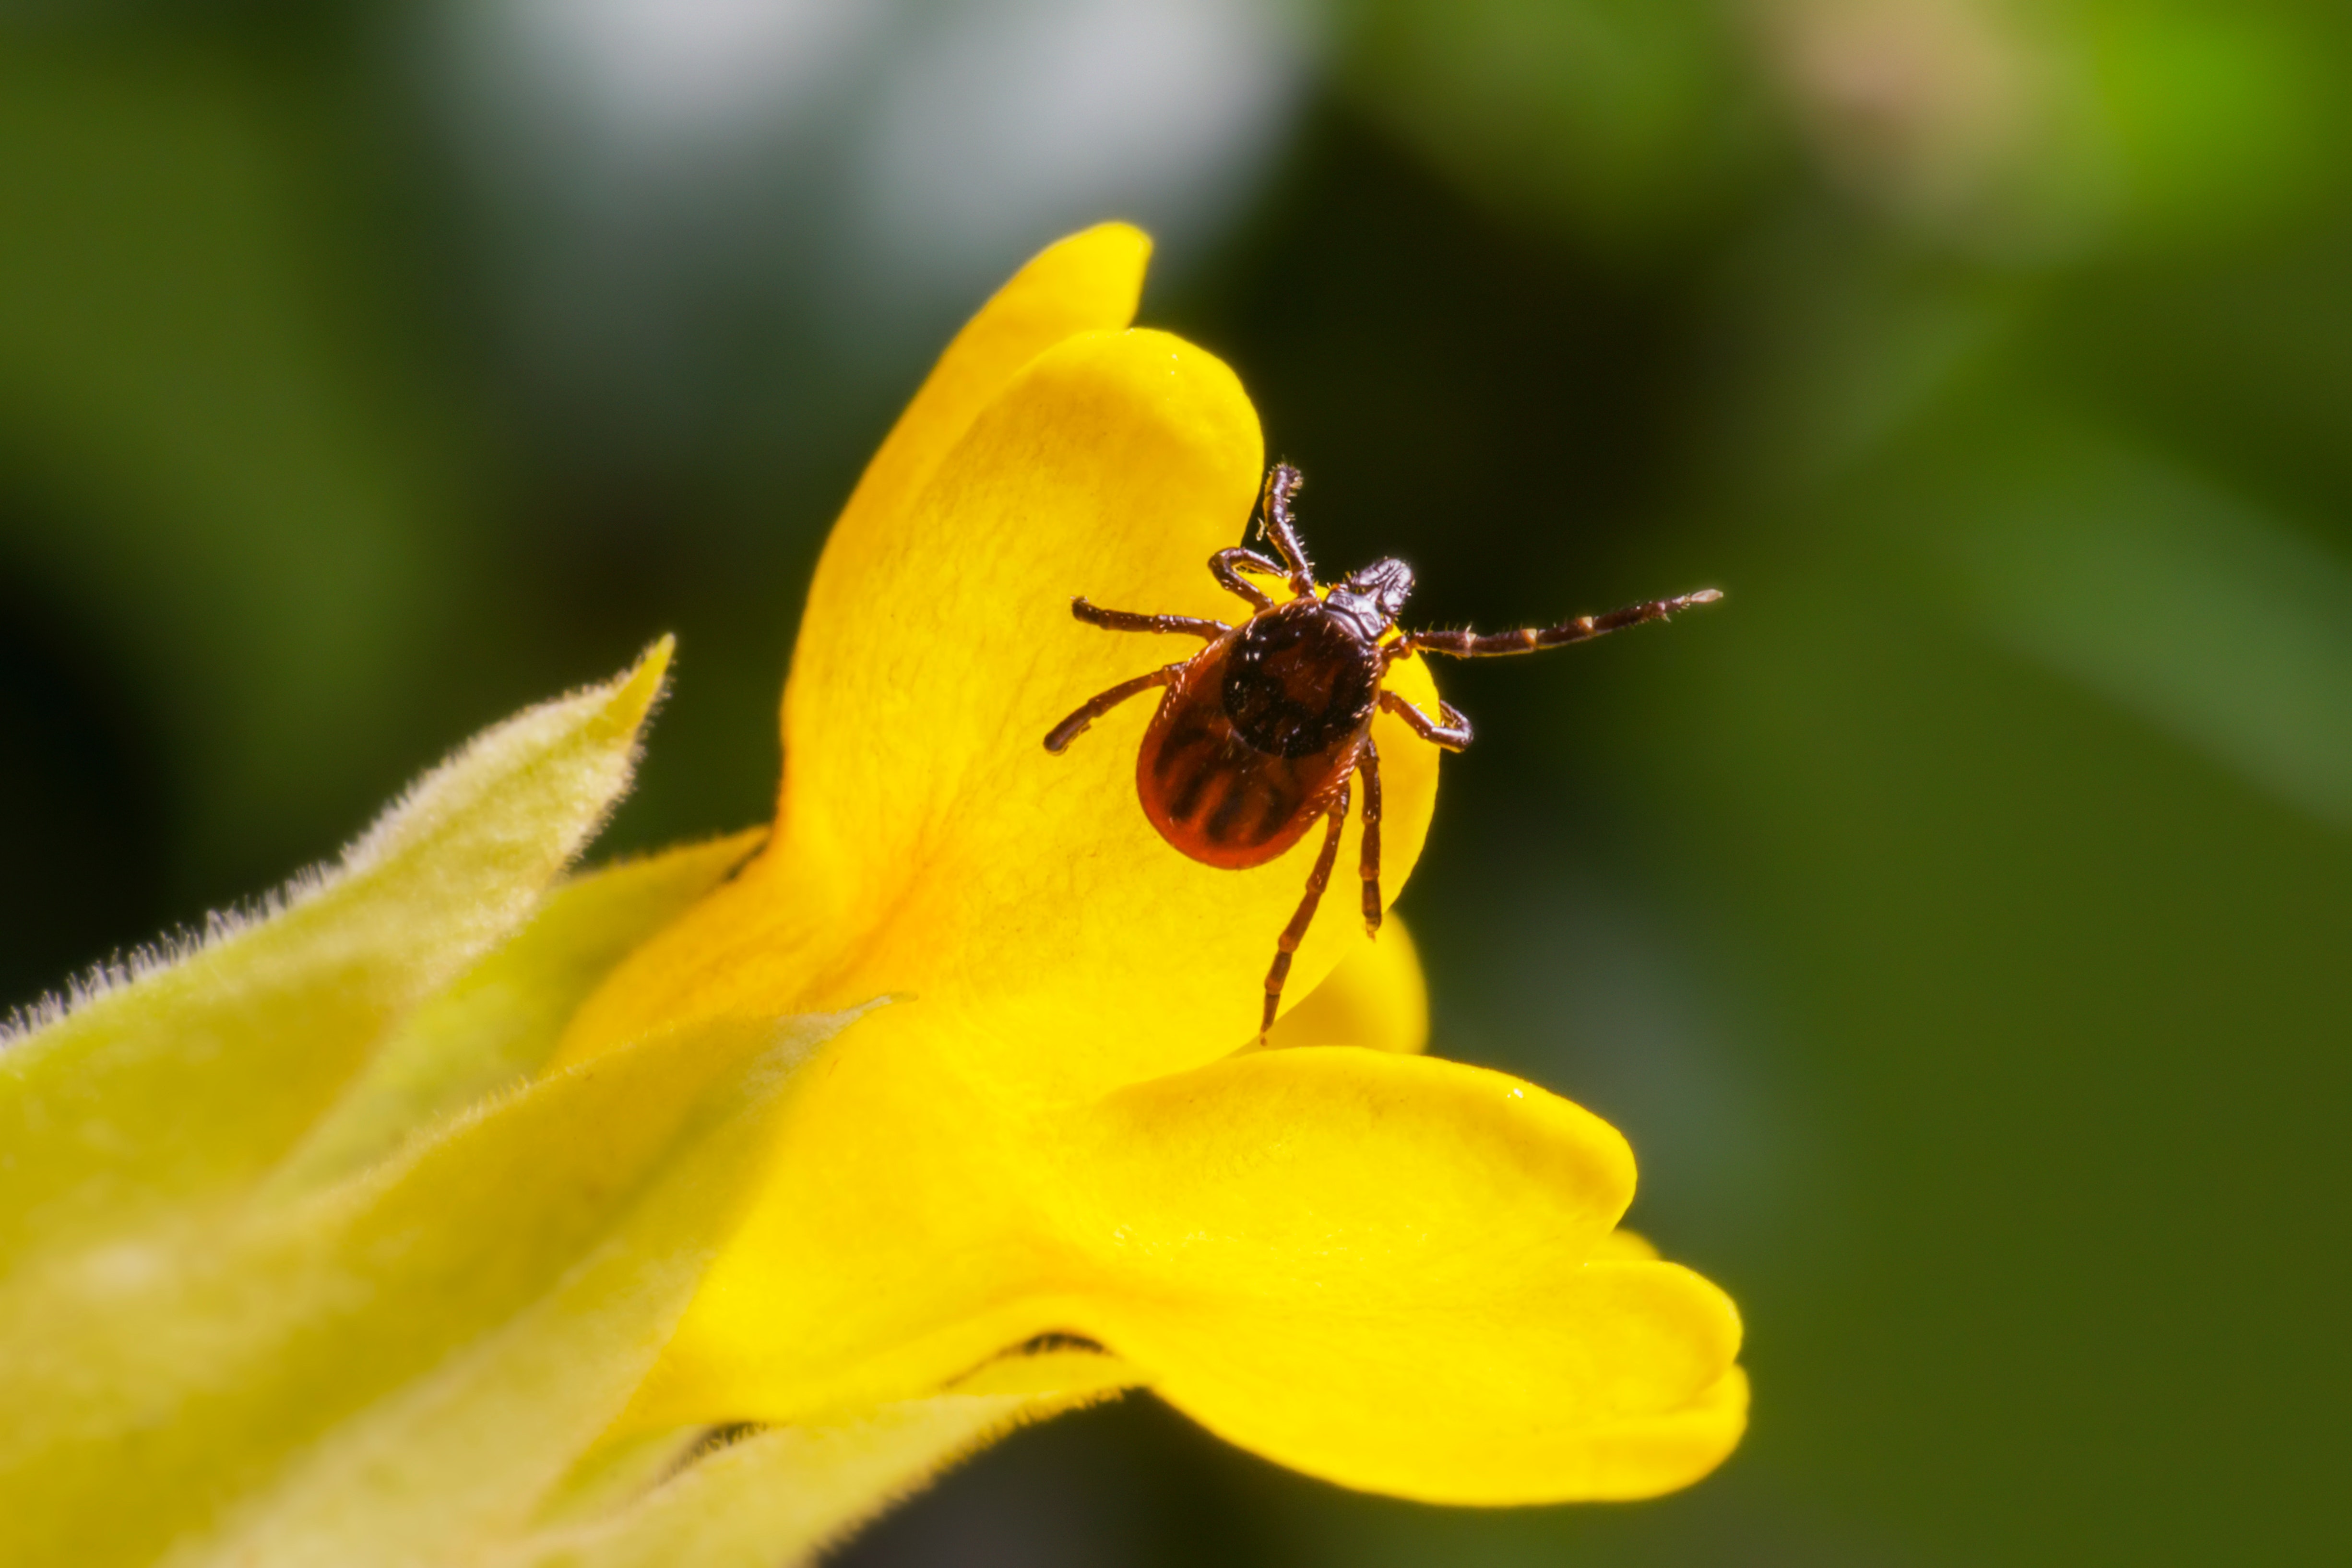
<box><xmin>1045</xmin><ymin>463</ymin><xmax>1721</xmax><ymax>1036</ymax></box>
<box><xmin>1139</xmin><ymin>596</ymin><xmax>1379</xmax><ymax>870</ymax></box>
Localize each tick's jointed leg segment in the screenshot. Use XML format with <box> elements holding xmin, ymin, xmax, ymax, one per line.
<box><xmin>1070</xmin><ymin>597</ymin><xmax>1227</xmax><ymax>640</ymax></box>
<box><xmin>1211</xmin><ymin>547</ymin><xmax>1286</xmax><ymax>612</ymax></box>
<box><xmin>1043</xmin><ymin>667</ymin><xmax>1175</xmax><ymax>753</ymax></box>
<box><xmin>1256</xmin><ymin>463</ymin><xmax>1316</xmax><ymax>593</ymax></box>
<box><xmin>1403</xmin><ymin>587</ymin><xmax>1723</xmax><ymax>658</ymax></box>
<box><xmin>1379</xmin><ymin>688</ymin><xmax>1474</xmax><ymax>750</ymax></box>
<box><xmin>1262</xmin><ymin>779</ymin><xmax>1350</xmax><ymax>1037</ymax></box>
<box><xmin>1357</xmin><ymin>740</ymin><xmax>1383</xmax><ymax>935</ymax></box>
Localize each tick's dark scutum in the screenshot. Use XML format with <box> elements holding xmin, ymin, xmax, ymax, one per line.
<box><xmin>1220</xmin><ymin>598</ymin><xmax>1382</xmax><ymax>757</ymax></box>
<box><xmin>1135</xmin><ymin>602</ymin><xmax>1378</xmax><ymax>872</ymax></box>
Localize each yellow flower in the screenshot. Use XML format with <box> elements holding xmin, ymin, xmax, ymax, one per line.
<box><xmin>0</xmin><ymin>223</ymin><xmax>1742</xmax><ymax>1568</ymax></box>
<box><xmin>554</xmin><ymin>223</ymin><xmax>1747</xmax><ymax>1507</ymax></box>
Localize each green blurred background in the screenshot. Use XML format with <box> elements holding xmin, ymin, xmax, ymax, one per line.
<box><xmin>5</xmin><ymin>1</ymin><xmax>2349</xmax><ymax>1563</ymax></box>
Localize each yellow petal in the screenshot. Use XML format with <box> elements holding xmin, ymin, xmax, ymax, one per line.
<box><xmin>561</xmin><ymin>327</ymin><xmax>1447</xmax><ymax>1098</ymax></box>
<box><xmin>1113</xmin><ymin>1261</ymin><xmax>1745</xmax><ymax>1504</ymax></box>
<box><xmin>616</xmin><ymin>1032</ymin><xmax>1070</xmax><ymax>1429</ymax></box>
<box><xmin>627</xmin><ymin>1045</ymin><xmax>1737</xmax><ymax>1508</ymax></box>
<box><xmin>1062</xmin><ymin>1047</ymin><xmax>1634</xmax><ymax>1299</ymax></box>
<box><xmin>1055</xmin><ymin>1049</ymin><xmax>1742</xmax><ymax>1504</ymax></box>
<box><xmin>1588</xmin><ymin>1227</ymin><xmax>1661</xmax><ymax>1261</ymax></box>
<box><xmin>0</xmin><ymin>642</ymin><xmax>671</xmax><ymax>1271</ymax></box>
<box><xmin>823</xmin><ymin>223</ymin><xmax>1151</xmax><ymax>572</ymax></box>
<box><xmin>1262</xmin><ymin>914</ymin><xmax>1429</xmax><ymax>1053</ymax></box>
<box><xmin>941</xmin><ymin>1343</ymin><xmax>1139</xmax><ymax>1402</ymax></box>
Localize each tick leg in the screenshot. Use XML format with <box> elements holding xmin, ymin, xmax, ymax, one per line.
<box><xmin>1211</xmin><ymin>547</ymin><xmax>1284</xmax><ymax>612</ymax></box>
<box><xmin>1357</xmin><ymin>739</ymin><xmax>1383</xmax><ymax>936</ymax></box>
<box><xmin>1403</xmin><ymin>587</ymin><xmax>1723</xmax><ymax>657</ymax></box>
<box><xmin>1256</xmin><ymin>463</ymin><xmax>1317</xmax><ymax>595</ymax></box>
<box><xmin>1043</xmin><ymin>667</ymin><xmax>1174</xmax><ymax>753</ymax></box>
<box><xmin>1261</xmin><ymin>778</ymin><xmax>1350</xmax><ymax>1038</ymax></box>
<box><xmin>1072</xmin><ymin>597</ymin><xmax>1227</xmax><ymax>639</ymax></box>
<box><xmin>1379</xmin><ymin>688</ymin><xmax>1474</xmax><ymax>751</ymax></box>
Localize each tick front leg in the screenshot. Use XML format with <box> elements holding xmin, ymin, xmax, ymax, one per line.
<box><xmin>1256</xmin><ymin>463</ymin><xmax>1317</xmax><ymax>594</ymax></box>
<box><xmin>1071</xmin><ymin>597</ymin><xmax>1227</xmax><ymax>639</ymax></box>
<box><xmin>1379</xmin><ymin>688</ymin><xmax>1474</xmax><ymax>751</ymax></box>
<box><xmin>1402</xmin><ymin>588</ymin><xmax>1722</xmax><ymax>657</ymax></box>
<box><xmin>1210</xmin><ymin>547</ymin><xmax>1284</xmax><ymax>612</ymax></box>
<box><xmin>1357</xmin><ymin>739</ymin><xmax>1383</xmax><ymax>936</ymax></box>
<box><xmin>1043</xmin><ymin>666</ymin><xmax>1174</xmax><ymax>753</ymax></box>
<box><xmin>1261</xmin><ymin>779</ymin><xmax>1350</xmax><ymax>1038</ymax></box>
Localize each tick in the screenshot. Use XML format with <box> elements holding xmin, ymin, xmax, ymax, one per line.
<box><xmin>1045</xmin><ymin>463</ymin><xmax>1722</xmax><ymax>1036</ymax></box>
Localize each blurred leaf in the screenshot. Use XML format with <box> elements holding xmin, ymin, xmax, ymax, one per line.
<box><xmin>1936</xmin><ymin>429</ymin><xmax>2352</xmax><ymax>829</ymax></box>
<box><xmin>1608</xmin><ymin>488</ymin><xmax>2352</xmax><ymax>1561</ymax></box>
<box><xmin>2073</xmin><ymin>0</ymin><xmax>2335</xmax><ymax>245</ymax></box>
<box><xmin>1332</xmin><ymin>0</ymin><xmax>1761</xmax><ymax>245</ymax></box>
<box><xmin>0</xmin><ymin>37</ymin><xmax>474</xmax><ymax>880</ymax></box>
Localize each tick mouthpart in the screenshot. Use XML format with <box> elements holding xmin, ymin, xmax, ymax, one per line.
<box><xmin>1343</xmin><ymin>557</ymin><xmax>1416</xmax><ymax>618</ymax></box>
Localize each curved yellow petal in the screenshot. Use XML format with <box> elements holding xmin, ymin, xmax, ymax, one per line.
<box><xmin>620</xmin><ymin>1043</ymin><xmax>1736</xmax><ymax>1509</ymax></box>
<box><xmin>827</xmin><ymin>223</ymin><xmax>1151</xmax><ymax>566</ymax></box>
<box><xmin>1053</xmin><ymin>1049</ymin><xmax>1742</xmax><ymax>1503</ymax></box>
<box><xmin>562</xmin><ymin>329</ymin><xmax>1445</xmax><ymax>1097</ymax></box>
<box><xmin>1110</xmin><ymin>1262</ymin><xmax>1745</xmax><ymax>1504</ymax></box>
<box><xmin>1262</xmin><ymin>915</ymin><xmax>1428</xmax><ymax>1053</ymax></box>
<box><xmin>1588</xmin><ymin>1226</ymin><xmax>1662</xmax><ymax>1261</ymax></box>
<box><xmin>1061</xmin><ymin>1048</ymin><xmax>1637</xmax><ymax>1302</ymax></box>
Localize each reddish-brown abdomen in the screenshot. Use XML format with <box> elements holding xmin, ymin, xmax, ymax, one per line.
<box><xmin>1137</xmin><ymin>640</ymin><xmax>1361</xmax><ymax>870</ymax></box>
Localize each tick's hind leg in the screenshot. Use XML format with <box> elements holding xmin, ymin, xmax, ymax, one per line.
<box><xmin>1261</xmin><ymin>779</ymin><xmax>1351</xmax><ymax>1038</ymax></box>
<box><xmin>1043</xmin><ymin>666</ymin><xmax>1174</xmax><ymax>753</ymax></box>
<box><xmin>1071</xmin><ymin>598</ymin><xmax>1226</xmax><ymax>639</ymax></box>
<box><xmin>1357</xmin><ymin>739</ymin><xmax>1383</xmax><ymax>935</ymax></box>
